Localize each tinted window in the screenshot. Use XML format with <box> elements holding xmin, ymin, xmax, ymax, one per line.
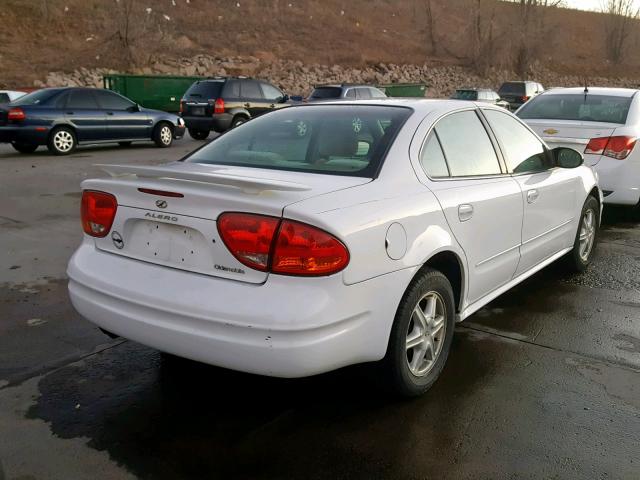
<box><xmin>452</xmin><ymin>90</ymin><xmax>478</xmax><ymax>101</ymax></box>
<box><xmin>12</xmin><ymin>89</ymin><xmax>62</xmax><ymax>106</ymax></box>
<box><xmin>186</xmin><ymin>105</ymin><xmax>412</xmax><ymax>177</ymax></box>
<box><xmin>223</xmin><ymin>80</ymin><xmax>241</xmax><ymax>98</ymax></box>
<box><xmin>517</xmin><ymin>94</ymin><xmax>632</xmax><ymax>124</ymax></box>
<box><xmin>0</xmin><ymin>93</ymin><xmax>9</xmax><ymax>104</ymax></box>
<box><xmin>66</xmin><ymin>90</ymin><xmax>99</xmax><ymax>109</ymax></box>
<box><xmin>420</xmin><ymin>132</ymin><xmax>449</xmax><ymax>178</ymax></box>
<box><xmin>94</xmin><ymin>90</ymin><xmax>134</xmax><ymax>110</ymax></box>
<box><xmin>356</xmin><ymin>88</ymin><xmax>372</xmax><ymax>100</ymax></box>
<box><xmin>435</xmin><ymin>110</ymin><xmax>501</xmax><ymax>176</ymax></box>
<box><xmin>241</xmin><ymin>80</ymin><xmax>263</xmax><ymax>99</ymax></box>
<box><xmin>310</xmin><ymin>87</ymin><xmax>342</xmax><ymax>99</ymax></box>
<box><xmin>498</xmin><ymin>82</ymin><xmax>525</xmax><ymax>95</ymax></box>
<box><xmin>260</xmin><ymin>82</ymin><xmax>283</xmax><ymax>101</ymax></box>
<box><xmin>484</xmin><ymin>109</ymin><xmax>549</xmax><ymax>174</ymax></box>
<box><xmin>185</xmin><ymin>81</ymin><xmax>223</xmax><ymax>100</ymax></box>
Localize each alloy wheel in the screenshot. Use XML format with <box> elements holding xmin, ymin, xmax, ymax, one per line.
<box><xmin>579</xmin><ymin>208</ymin><xmax>596</xmax><ymax>262</ymax></box>
<box><xmin>160</xmin><ymin>126</ymin><xmax>172</xmax><ymax>145</ymax></box>
<box><xmin>405</xmin><ymin>291</ymin><xmax>447</xmax><ymax>377</ymax></box>
<box><xmin>53</xmin><ymin>130</ymin><xmax>74</xmax><ymax>153</ymax></box>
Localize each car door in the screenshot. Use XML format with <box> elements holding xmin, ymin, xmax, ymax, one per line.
<box><xmin>482</xmin><ymin>108</ymin><xmax>578</xmax><ymax>276</ymax></box>
<box><xmin>94</xmin><ymin>89</ymin><xmax>151</xmax><ymax>139</ymax></box>
<box><xmin>63</xmin><ymin>89</ymin><xmax>106</xmax><ymax>141</ymax></box>
<box><xmin>420</xmin><ymin>109</ymin><xmax>523</xmax><ymax>304</ymax></box>
<box><xmin>240</xmin><ymin>80</ymin><xmax>269</xmax><ymax>117</ymax></box>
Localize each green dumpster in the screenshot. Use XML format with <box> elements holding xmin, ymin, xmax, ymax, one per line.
<box><xmin>378</xmin><ymin>83</ymin><xmax>428</xmax><ymax>98</ymax></box>
<box><xmin>103</xmin><ymin>74</ymin><xmax>205</xmax><ymax>112</ymax></box>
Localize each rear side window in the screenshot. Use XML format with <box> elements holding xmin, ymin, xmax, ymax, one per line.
<box><xmin>11</xmin><ymin>89</ymin><xmax>62</xmax><ymax>106</ymax></box>
<box><xmin>517</xmin><ymin>94</ymin><xmax>633</xmax><ymax>124</ymax></box>
<box><xmin>452</xmin><ymin>90</ymin><xmax>478</xmax><ymax>101</ymax></box>
<box><xmin>434</xmin><ymin>110</ymin><xmax>501</xmax><ymax>177</ymax></box>
<box><xmin>0</xmin><ymin>93</ymin><xmax>9</xmax><ymax>103</ymax></box>
<box><xmin>499</xmin><ymin>83</ymin><xmax>525</xmax><ymax>95</ymax></box>
<box><xmin>484</xmin><ymin>109</ymin><xmax>549</xmax><ymax>174</ymax></box>
<box><xmin>223</xmin><ymin>80</ymin><xmax>241</xmax><ymax>98</ymax></box>
<box><xmin>310</xmin><ymin>87</ymin><xmax>342</xmax><ymax>99</ymax></box>
<box><xmin>356</xmin><ymin>88</ymin><xmax>372</xmax><ymax>100</ymax></box>
<box><xmin>420</xmin><ymin>133</ymin><xmax>449</xmax><ymax>178</ymax></box>
<box><xmin>241</xmin><ymin>80</ymin><xmax>263</xmax><ymax>100</ymax></box>
<box><xmin>345</xmin><ymin>89</ymin><xmax>356</xmax><ymax>99</ymax></box>
<box><xmin>370</xmin><ymin>88</ymin><xmax>386</xmax><ymax>99</ymax></box>
<box><xmin>185</xmin><ymin>81</ymin><xmax>223</xmax><ymax>100</ymax></box>
<box><xmin>186</xmin><ymin>105</ymin><xmax>412</xmax><ymax>177</ymax></box>
<box><xmin>66</xmin><ymin>90</ymin><xmax>99</xmax><ymax>109</ymax></box>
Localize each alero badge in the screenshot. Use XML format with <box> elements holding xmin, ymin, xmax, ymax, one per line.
<box><xmin>543</xmin><ymin>128</ymin><xmax>559</xmax><ymax>135</ymax></box>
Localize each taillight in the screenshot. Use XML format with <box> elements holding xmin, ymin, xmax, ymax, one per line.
<box><xmin>585</xmin><ymin>136</ymin><xmax>637</xmax><ymax>159</ymax></box>
<box><xmin>521</xmin><ymin>96</ymin><xmax>530</xmax><ymax>103</ymax></box>
<box><xmin>81</xmin><ymin>190</ymin><xmax>117</xmax><ymax>237</ymax></box>
<box><xmin>217</xmin><ymin>213</ymin><xmax>279</xmax><ymax>271</ymax></box>
<box><xmin>8</xmin><ymin>107</ymin><xmax>25</xmax><ymax>121</ymax></box>
<box><xmin>214</xmin><ymin>98</ymin><xmax>225</xmax><ymax>114</ymax></box>
<box><xmin>179</xmin><ymin>100</ymin><xmax>184</xmax><ymax>114</ymax></box>
<box><xmin>271</xmin><ymin>219</ymin><xmax>350</xmax><ymax>276</ymax></box>
<box><xmin>217</xmin><ymin>213</ymin><xmax>349</xmax><ymax>276</ymax></box>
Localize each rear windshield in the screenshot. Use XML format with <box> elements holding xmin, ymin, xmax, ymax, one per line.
<box><xmin>184</xmin><ymin>81</ymin><xmax>223</xmax><ymax>99</ymax></box>
<box><xmin>11</xmin><ymin>89</ymin><xmax>62</xmax><ymax>106</ymax></box>
<box><xmin>309</xmin><ymin>87</ymin><xmax>342</xmax><ymax>99</ymax></box>
<box><xmin>185</xmin><ymin>105</ymin><xmax>412</xmax><ymax>177</ymax></box>
<box><xmin>517</xmin><ymin>94</ymin><xmax>633</xmax><ymax>124</ymax></box>
<box><xmin>498</xmin><ymin>83</ymin><xmax>525</xmax><ymax>95</ymax></box>
<box><xmin>452</xmin><ymin>90</ymin><xmax>479</xmax><ymax>100</ymax></box>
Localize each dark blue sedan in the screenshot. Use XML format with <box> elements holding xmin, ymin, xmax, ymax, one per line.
<box><xmin>0</xmin><ymin>87</ymin><xmax>186</xmax><ymax>155</ymax></box>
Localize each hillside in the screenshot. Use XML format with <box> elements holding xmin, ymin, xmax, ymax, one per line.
<box><xmin>2</xmin><ymin>0</ymin><xmax>640</xmax><ymax>91</ymax></box>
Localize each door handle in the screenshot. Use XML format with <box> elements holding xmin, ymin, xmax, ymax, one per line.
<box><xmin>66</xmin><ymin>112</ymin><xmax>74</xmax><ymax>115</ymax></box>
<box><xmin>527</xmin><ymin>189</ymin><xmax>539</xmax><ymax>204</ymax></box>
<box><xmin>106</xmin><ymin>112</ymin><xmax>114</xmax><ymax>116</ymax></box>
<box><xmin>244</xmin><ymin>103</ymin><xmax>250</xmax><ymax>108</ymax></box>
<box><xmin>458</xmin><ymin>204</ymin><xmax>474</xmax><ymax>222</ymax></box>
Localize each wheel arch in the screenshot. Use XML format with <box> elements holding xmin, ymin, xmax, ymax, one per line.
<box><xmin>416</xmin><ymin>250</ymin><xmax>466</xmax><ymax>313</ymax></box>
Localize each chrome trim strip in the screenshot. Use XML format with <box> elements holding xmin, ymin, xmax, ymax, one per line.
<box><xmin>542</xmin><ymin>136</ymin><xmax>589</xmax><ymax>145</ymax></box>
<box><xmin>476</xmin><ymin>244</ymin><xmax>520</xmax><ymax>267</ymax></box>
<box><xmin>522</xmin><ymin>218</ymin><xmax>573</xmax><ymax>246</ymax></box>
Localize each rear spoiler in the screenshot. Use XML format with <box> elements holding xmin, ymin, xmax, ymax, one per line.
<box><xmin>97</xmin><ymin>163</ymin><xmax>312</xmax><ymax>193</ymax></box>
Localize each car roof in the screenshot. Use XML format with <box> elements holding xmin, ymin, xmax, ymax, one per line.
<box><xmin>313</xmin><ymin>84</ymin><xmax>378</xmax><ymax>89</ymax></box>
<box><xmin>539</xmin><ymin>87</ymin><xmax>639</xmax><ymax>97</ymax></box>
<box><xmin>299</xmin><ymin>98</ymin><xmax>499</xmax><ymax>115</ymax></box>
<box><xmin>456</xmin><ymin>88</ymin><xmax>494</xmax><ymax>92</ymax></box>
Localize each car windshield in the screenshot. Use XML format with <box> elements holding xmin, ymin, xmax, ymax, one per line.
<box><xmin>309</xmin><ymin>87</ymin><xmax>342</xmax><ymax>99</ymax></box>
<box><xmin>185</xmin><ymin>105</ymin><xmax>412</xmax><ymax>177</ymax></box>
<box><xmin>499</xmin><ymin>83</ymin><xmax>525</xmax><ymax>95</ymax></box>
<box><xmin>517</xmin><ymin>94</ymin><xmax>633</xmax><ymax>124</ymax></box>
<box><xmin>184</xmin><ymin>81</ymin><xmax>223</xmax><ymax>99</ymax></box>
<box><xmin>452</xmin><ymin>90</ymin><xmax>479</xmax><ymax>100</ymax></box>
<box><xmin>11</xmin><ymin>89</ymin><xmax>61</xmax><ymax>106</ymax></box>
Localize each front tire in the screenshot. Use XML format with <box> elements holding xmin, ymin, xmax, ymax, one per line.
<box><xmin>383</xmin><ymin>268</ymin><xmax>455</xmax><ymax>397</ymax></box>
<box><xmin>47</xmin><ymin>126</ymin><xmax>77</xmax><ymax>155</ymax></box>
<box><xmin>153</xmin><ymin>122</ymin><xmax>173</xmax><ymax>148</ymax></box>
<box><xmin>188</xmin><ymin>128</ymin><xmax>210</xmax><ymax>140</ymax></box>
<box><xmin>11</xmin><ymin>142</ymin><xmax>38</xmax><ymax>154</ymax></box>
<box><xmin>565</xmin><ymin>195</ymin><xmax>599</xmax><ymax>272</ymax></box>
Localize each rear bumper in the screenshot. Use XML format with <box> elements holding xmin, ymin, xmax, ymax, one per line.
<box><xmin>182</xmin><ymin>113</ymin><xmax>233</xmax><ymax>133</ymax></box>
<box><xmin>174</xmin><ymin>124</ymin><xmax>185</xmax><ymax>139</ymax></box>
<box><xmin>592</xmin><ymin>155</ymin><xmax>640</xmax><ymax>206</ymax></box>
<box><xmin>0</xmin><ymin>125</ymin><xmax>49</xmax><ymax>145</ymax></box>
<box><xmin>67</xmin><ymin>241</ymin><xmax>415</xmax><ymax>377</ymax></box>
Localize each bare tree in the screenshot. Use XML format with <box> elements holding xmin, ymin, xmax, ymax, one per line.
<box><xmin>424</xmin><ymin>0</ymin><xmax>438</xmax><ymax>55</ymax></box>
<box><xmin>601</xmin><ymin>0</ymin><xmax>639</xmax><ymax>64</ymax></box>
<box><xmin>504</xmin><ymin>0</ymin><xmax>564</xmax><ymax>76</ymax></box>
<box><xmin>469</xmin><ymin>0</ymin><xmax>498</xmax><ymax>74</ymax></box>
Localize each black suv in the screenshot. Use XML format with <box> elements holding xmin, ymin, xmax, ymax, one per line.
<box><xmin>498</xmin><ymin>81</ymin><xmax>545</xmax><ymax>111</ymax></box>
<box><xmin>180</xmin><ymin>77</ymin><xmax>289</xmax><ymax>140</ymax></box>
<box><xmin>307</xmin><ymin>84</ymin><xmax>387</xmax><ymax>102</ymax></box>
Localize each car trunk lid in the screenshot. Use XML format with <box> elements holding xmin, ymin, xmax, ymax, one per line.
<box><xmin>82</xmin><ymin>162</ymin><xmax>370</xmax><ymax>284</ymax></box>
<box><xmin>523</xmin><ymin>119</ymin><xmax>619</xmax><ymax>166</ymax></box>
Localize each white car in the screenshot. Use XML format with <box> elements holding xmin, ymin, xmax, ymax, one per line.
<box><xmin>517</xmin><ymin>87</ymin><xmax>640</xmax><ymax>206</ymax></box>
<box><xmin>0</xmin><ymin>90</ymin><xmax>27</xmax><ymax>104</ymax></box>
<box><xmin>67</xmin><ymin>100</ymin><xmax>600</xmax><ymax>396</ymax></box>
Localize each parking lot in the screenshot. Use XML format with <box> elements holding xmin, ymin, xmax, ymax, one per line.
<box><xmin>0</xmin><ymin>138</ymin><xmax>639</xmax><ymax>479</ymax></box>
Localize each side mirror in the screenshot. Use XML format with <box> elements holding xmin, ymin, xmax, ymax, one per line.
<box><xmin>127</xmin><ymin>104</ymin><xmax>140</xmax><ymax>112</ymax></box>
<box><xmin>553</xmin><ymin>147</ymin><xmax>583</xmax><ymax>168</ymax></box>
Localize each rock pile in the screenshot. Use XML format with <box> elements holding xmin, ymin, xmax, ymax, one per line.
<box><xmin>37</xmin><ymin>55</ymin><xmax>640</xmax><ymax>98</ymax></box>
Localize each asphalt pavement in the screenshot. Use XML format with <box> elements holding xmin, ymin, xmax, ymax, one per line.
<box><xmin>0</xmin><ymin>138</ymin><xmax>638</xmax><ymax>479</ymax></box>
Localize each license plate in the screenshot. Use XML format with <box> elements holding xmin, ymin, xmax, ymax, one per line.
<box><xmin>130</xmin><ymin>221</ymin><xmax>206</xmax><ymax>268</ymax></box>
<box><xmin>190</xmin><ymin>107</ymin><xmax>205</xmax><ymax>116</ymax></box>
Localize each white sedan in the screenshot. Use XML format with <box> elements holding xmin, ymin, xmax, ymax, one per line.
<box><xmin>68</xmin><ymin>100</ymin><xmax>600</xmax><ymax>396</ymax></box>
<box><xmin>0</xmin><ymin>90</ymin><xmax>27</xmax><ymax>104</ymax></box>
<box><xmin>517</xmin><ymin>87</ymin><xmax>640</xmax><ymax>206</ymax></box>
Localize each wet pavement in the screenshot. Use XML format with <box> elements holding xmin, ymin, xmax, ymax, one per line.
<box><xmin>1</xmin><ymin>139</ymin><xmax>639</xmax><ymax>479</ymax></box>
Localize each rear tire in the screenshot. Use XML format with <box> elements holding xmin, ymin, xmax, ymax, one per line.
<box><xmin>153</xmin><ymin>122</ymin><xmax>173</xmax><ymax>148</ymax></box>
<box><xmin>47</xmin><ymin>126</ymin><xmax>77</xmax><ymax>155</ymax></box>
<box><xmin>565</xmin><ymin>195</ymin><xmax>599</xmax><ymax>272</ymax></box>
<box><xmin>11</xmin><ymin>142</ymin><xmax>38</xmax><ymax>154</ymax></box>
<box><xmin>382</xmin><ymin>268</ymin><xmax>455</xmax><ymax>397</ymax></box>
<box><xmin>188</xmin><ymin>128</ymin><xmax>210</xmax><ymax>140</ymax></box>
<box><xmin>231</xmin><ymin>116</ymin><xmax>248</xmax><ymax>129</ymax></box>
